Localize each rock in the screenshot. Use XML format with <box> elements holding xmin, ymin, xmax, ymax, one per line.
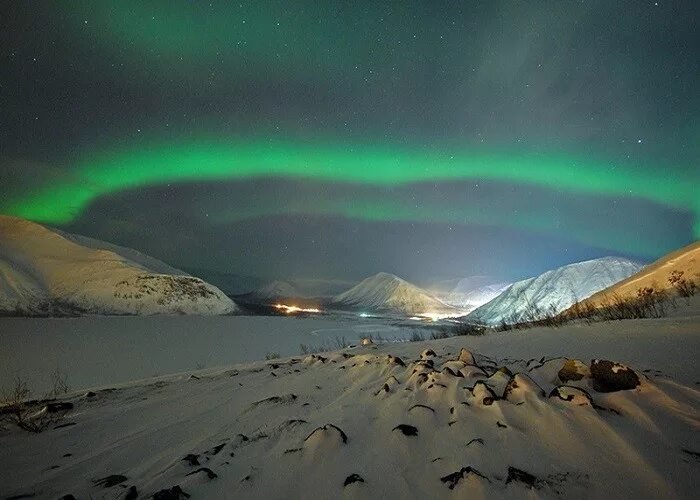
<box><xmin>93</xmin><ymin>474</ymin><xmax>128</xmax><ymax>488</ymax></box>
<box><xmin>408</xmin><ymin>404</ymin><xmax>435</xmax><ymax>413</ymax></box>
<box><xmin>232</xmin><ymin>434</ymin><xmax>249</xmax><ymax>447</ymax></box>
<box><xmin>304</xmin><ymin>424</ymin><xmax>348</xmax><ymax>446</ymax></box>
<box><xmin>441</xmin><ymin>367</ymin><xmax>463</xmax><ymax>378</ymax></box>
<box><xmin>458</xmin><ymin>348</ymin><xmax>476</xmax><ymax>365</ymax></box>
<box><xmin>375</xmin><ymin>383</ymin><xmax>391</xmax><ymax>395</ymax></box>
<box><xmin>459</xmin><ymin>365</ymin><xmax>488</xmax><ymax>379</ymax></box>
<box><xmin>505</xmin><ymin>466</ymin><xmax>539</xmax><ymax>488</ymax></box>
<box><xmin>558</xmin><ymin>359</ymin><xmax>589</xmax><ymax>383</ymax></box>
<box><xmin>421</xmin><ymin>349</ymin><xmax>436</xmax><ymax>359</ymax></box>
<box><xmin>152</xmin><ymin>485</ymin><xmax>190</xmax><ymax>499</ymax></box>
<box><xmin>44</xmin><ymin>402</ymin><xmax>73</xmax><ymax>413</ymax></box>
<box><xmin>124</xmin><ymin>485</ymin><xmax>138</xmax><ymax>500</ymax></box>
<box><xmin>496</xmin><ymin>366</ymin><xmax>513</xmax><ymax>377</ymax></box>
<box><xmin>386</xmin><ymin>355</ymin><xmax>405</xmax><ymax>366</ymax></box>
<box><xmin>53</xmin><ymin>422</ymin><xmax>77</xmax><ymax>429</ymax></box>
<box><xmin>503</xmin><ymin>374</ymin><xmax>545</xmax><ymax>402</ymax></box>
<box><xmin>208</xmin><ymin>443</ymin><xmax>226</xmax><ymax>455</ymax></box>
<box><xmin>361</xmin><ymin>338</ymin><xmax>373</xmax><ymax>345</ymax></box>
<box><xmin>471</xmin><ymin>381</ymin><xmax>498</xmax><ymax>406</ymax></box>
<box><xmin>344</xmin><ymin>473</ymin><xmax>365</xmax><ymax>487</ymax></box>
<box><xmin>440</xmin><ymin>466</ymin><xmax>489</xmax><ymax>489</ymax></box>
<box><xmin>590</xmin><ymin>359</ymin><xmax>640</xmax><ymax>392</ymax></box>
<box><xmin>185</xmin><ymin>467</ymin><xmax>217</xmax><ymax>480</ymax></box>
<box><xmin>182</xmin><ymin>454</ymin><xmax>200</xmax><ymax>466</ymax></box>
<box><xmin>385</xmin><ymin>375</ymin><xmax>400</xmax><ymax>386</ymax></box>
<box><xmin>549</xmin><ymin>386</ymin><xmax>594</xmax><ymax>406</ymax></box>
<box><xmin>483</xmin><ymin>369</ymin><xmax>511</xmax><ymax>396</ymax></box>
<box><xmin>251</xmin><ymin>394</ymin><xmax>297</xmax><ymax>407</ymax></box>
<box><xmin>83</xmin><ymin>391</ymin><xmax>96</xmax><ymax>398</ymax></box>
<box><xmin>392</xmin><ymin>424</ymin><xmax>418</xmax><ymax>436</ymax></box>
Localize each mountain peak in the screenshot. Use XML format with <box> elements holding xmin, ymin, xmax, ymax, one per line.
<box><xmin>334</xmin><ymin>272</ymin><xmax>457</xmax><ymax>315</ymax></box>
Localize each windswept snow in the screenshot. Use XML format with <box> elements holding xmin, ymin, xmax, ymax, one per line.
<box><xmin>0</xmin><ymin>216</ymin><xmax>236</xmax><ymax>315</ymax></box>
<box><xmin>466</xmin><ymin>257</ymin><xmax>643</xmax><ymax>325</ymax></box>
<box><xmin>334</xmin><ymin>272</ymin><xmax>459</xmax><ymax>316</ymax></box>
<box><xmin>0</xmin><ymin>314</ymin><xmax>698</xmax><ymax>499</ymax></box>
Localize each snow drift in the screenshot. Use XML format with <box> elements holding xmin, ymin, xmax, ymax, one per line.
<box><xmin>1</xmin><ymin>329</ymin><xmax>697</xmax><ymax>499</ymax></box>
<box><xmin>466</xmin><ymin>257</ymin><xmax>643</xmax><ymax>325</ymax></box>
<box><xmin>0</xmin><ymin>215</ymin><xmax>236</xmax><ymax>315</ymax></box>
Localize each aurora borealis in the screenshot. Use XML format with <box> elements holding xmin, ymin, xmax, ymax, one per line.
<box><xmin>2</xmin><ymin>1</ymin><xmax>698</xmax><ymax>286</ymax></box>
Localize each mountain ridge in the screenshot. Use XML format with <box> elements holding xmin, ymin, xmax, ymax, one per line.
<box><xmin>0</xmin><ymin>215</ymin><xmax>236</xmax><ymax>316</ymax></box>
<box><xmin>466</xmin><ymin>256</ymin><xmax>644</xmax><ymax>325</ymax></box>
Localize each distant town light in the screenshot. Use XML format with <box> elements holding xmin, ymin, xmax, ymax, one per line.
<box><xmin>273</xmin><ymin>304</ymin><xmax>321</xmax><ymax>314</ymax></box>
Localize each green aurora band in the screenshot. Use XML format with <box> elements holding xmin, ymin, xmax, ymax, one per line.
<box><xmin>3</xmin><ymin>139</ymin><xmax>697</xmax><ymax>250</ymax></box>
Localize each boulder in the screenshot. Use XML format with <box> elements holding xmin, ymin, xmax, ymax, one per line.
<box><xmin>590</xmin><ymin>359</ymin><xmax>640</xmax><ymax>392</ymax></box>
<box><xmin>558</xmin><ymin>359</ymin><xmax>589</xmax><ymax>383</ymax></box>
<box><xmin>503</xmin><ymin>373</ymin><xmax>545</xmax><ymax>402</ymax></box>
<box><xmin>549</xmin><ymin>385</ymin><xmax>594</xmax><ymax>406</ymax></box>
<box><xmin>458</xmin><ymin>348</ymin><xmax>476</xmax><ymax>365</ymax></box>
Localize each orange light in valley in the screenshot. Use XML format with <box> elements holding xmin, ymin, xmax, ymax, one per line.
<box><xmin>410</xmin><ymin>312</ymin><xmax>457</xmax><ymax>321</ymax></box>
<box><xmin>273</xmin><ymin>304</ymin><xmax>321</xmax><ymax>314</ymax></box>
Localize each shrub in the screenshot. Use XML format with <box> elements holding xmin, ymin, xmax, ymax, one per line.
<box><xmin>1</xmin><ymin>371</ymin><xmax>72</xmax><ymax>433</ymax></box>
<box><xmin>668</xmin><ymin>270</ymin><xmax>697</xmax><ymax>298</ymax></box>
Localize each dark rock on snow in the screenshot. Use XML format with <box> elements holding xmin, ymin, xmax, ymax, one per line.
<box><xmin>590</xmin><ymin>359</ymin><xmax>640</xmax><ymax>392</ymax></box>
<box><xmin>344</xmin><ymin>473</ymin><xmax>365</xmax><ymax>486</ymax></box>
<box><xmin>392</xmin><ymin>424</ymin><xmax>419</xmax><ymax>436</ymax></box>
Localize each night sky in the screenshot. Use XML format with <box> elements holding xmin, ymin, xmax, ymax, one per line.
<box><xmin>2</xmin><ymin>1</ymin><xmax>698</xmax><ymax>287</ymax></box>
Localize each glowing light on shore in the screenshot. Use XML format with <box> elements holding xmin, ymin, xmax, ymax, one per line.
<box><xmin>409</xmin><ymin>312</ymin><xmax>461</xmax><ymax>322</ymax></box>
<box><xmin>273</xmin><ymin>304</ymin><xmax>321</xmax><ymax>314</ymax></box>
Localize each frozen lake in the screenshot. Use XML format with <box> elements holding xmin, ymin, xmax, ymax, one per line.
<box><xmin>0</xmin><ymin>315</ymin><xmax>419</xmax><ymax>393</ymax></box>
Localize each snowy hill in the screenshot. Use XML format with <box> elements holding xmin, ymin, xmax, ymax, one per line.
<box><xmin>0</xmin><ymin>216</ymin><xmax>236</xmax><ymax>315</ymax></box>
<box><xmin>334</xmin><ymin>272</ymin><xmax>459</xmax><ymax>316</ymax></box>
<box><xmin>442</xmin><ymin>276</ymin><xmax>511</xmax><ymax>312</ymax></box>
<box><xmin>577</xmin><ymin>241</ymin><xmax>700</xmax><ymax>308</ymax></box>
<box><xmin>466</xmin><ymin>257</ymin><xmax>643</xmax><ymax>325</ymax></box>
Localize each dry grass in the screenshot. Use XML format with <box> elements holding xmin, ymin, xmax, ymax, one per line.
<box><xmin>1</xmin><ymin>369</ymin><xmax>72</xmax><ymax>433</ymax></box>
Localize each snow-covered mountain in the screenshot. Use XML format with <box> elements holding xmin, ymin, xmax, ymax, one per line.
<box><xmin>442</xmin><ymin>276</ymin><xmax>511</xmax><ymax>312</ymax></box>
<box><xmin>466</xmin><ymin>257</ymin><xmax>644</xmax><ymax>325</ymax></box>
<box><xmin>333</xmin><ymin>272</ymin><xmax>459</xmax><ymax>316</ymax></box>
<box><xmin>576</xmin><ymin>241</ymin><xmax>699</xmax><ymax>309</ymax></box>
<box><xmin>0</xmin><ymin>216</ymin><xmax>237</xmax><ymax>316</ymax></box>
